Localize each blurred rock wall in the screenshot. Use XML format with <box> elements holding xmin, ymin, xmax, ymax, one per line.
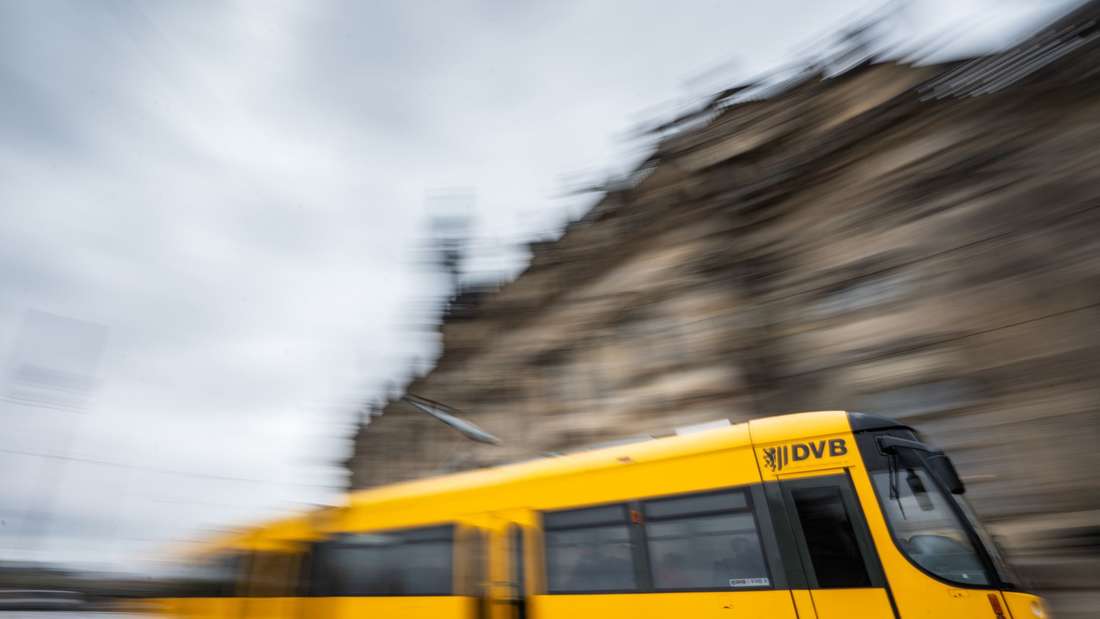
<box><xmin>348</xmin><ymin>5</ymin><xmax>1100</xmax><ymax>615</ymax></box>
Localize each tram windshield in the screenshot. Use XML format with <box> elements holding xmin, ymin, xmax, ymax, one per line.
<box><xmin>872</xmin><ymin>466</ymin><xmax>992</xmax><ymax>585</ymax></box>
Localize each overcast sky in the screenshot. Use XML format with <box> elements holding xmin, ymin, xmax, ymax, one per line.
<box><xmin>0</xmin><ymin>0</ymin><xmax>1075</xmax><ymax>572</ymax></box>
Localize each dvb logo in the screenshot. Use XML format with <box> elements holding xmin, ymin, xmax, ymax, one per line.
<box><xmin>762</xmin><ymin>439</ymin><xmax>847</xmax><ymax>472</ymax></box>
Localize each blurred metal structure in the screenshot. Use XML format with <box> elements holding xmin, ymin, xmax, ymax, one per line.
<box><xmin>348</xmin><ymin>3</ymin><xmax>1100</xmax><ymax>616</ymax></box>
<box><xmin>400</xmin><ymin>393</ymin><xmax>502</xmax><ymax>445</ymax></box>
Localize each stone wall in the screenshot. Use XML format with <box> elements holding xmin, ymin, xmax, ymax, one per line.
<box><xmin>346</xmin><ymin>6</ymin><xmax>1100</xmax><ymax>615</ymax></box>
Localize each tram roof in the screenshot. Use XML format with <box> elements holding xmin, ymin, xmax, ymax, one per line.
<box><xmin>345</xmin><ymin>409</ymin><xmax>852</xmax><ymax>510</ymax></box>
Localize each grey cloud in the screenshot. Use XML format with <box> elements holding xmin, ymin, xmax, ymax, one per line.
<box><xmin>0</xmin><ymin>0</ymin><xmax>1072</xmax><ymax>571</ymax></box>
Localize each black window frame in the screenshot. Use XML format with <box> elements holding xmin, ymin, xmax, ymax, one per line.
<box><xmin>306</xmin><ymin>523</ymin><xmax>456</xmax><ymax>597</ymax></box>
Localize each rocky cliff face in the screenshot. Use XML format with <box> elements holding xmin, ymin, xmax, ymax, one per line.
<box><xmin>348</xmin><ymin>5</ymin><xmax>1100</xmax><ymax>616</ymax></box>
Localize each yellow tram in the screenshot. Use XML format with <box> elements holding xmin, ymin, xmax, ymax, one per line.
<box><xmin>156</xmin><ymin>410</ymin><xmax>1047</xmax><ymax>619</ymax></box>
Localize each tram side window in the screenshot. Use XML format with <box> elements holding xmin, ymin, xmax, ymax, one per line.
<box><xmin>182</xmin><ymin>553</ymin><xmax>243</xmax><ymax>597</ymax></box>
<box><xmin>310</xmin><ymin>525</ymin><xmax>454</xmax><ymax>596</ymax></box>
<box><xmin>544</xmin><ymin>504</ymin><xmax>638</xmax><ymax>593</ymax></box>
<box><xmin>643</xmin><ymin>489</ymin><xmax>770</xmax><ymax>590</ymax></box>
<box><xmin>217</xmin><ymin>554</ymin><xmax>244</xmax><ymax>596</ymax></box>
<box><xmin>244</xmin><ymin>551</ymin><xmax>298</xmax><ymax>597</ymax></box>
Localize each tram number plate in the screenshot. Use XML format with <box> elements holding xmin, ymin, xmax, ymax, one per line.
<box><xmin>729</xmin><ymin>578</ymin><xmax>770</xmax><ymax>587</ymax></box>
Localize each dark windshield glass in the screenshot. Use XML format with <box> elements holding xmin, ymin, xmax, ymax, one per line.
<box><xmin>871</xmin><ymin>467</ymin><xmax>993</xmax><ymax>586</ymax></box>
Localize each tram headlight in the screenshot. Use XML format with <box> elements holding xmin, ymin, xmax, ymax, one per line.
<box><xmin>1030</xmin><ymin>599</ymin><xmax>1046</xmax><ymax>618</ymax></box>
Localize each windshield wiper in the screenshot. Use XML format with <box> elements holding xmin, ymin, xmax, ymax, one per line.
<box><xmin>886</xmin><ymin>449</ymin><xmax>908</xmax><ymax>520</ymax></box>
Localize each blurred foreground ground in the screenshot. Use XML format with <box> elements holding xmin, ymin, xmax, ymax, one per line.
<box><xmin>0</xmin><ymin>611</ymin><xmax>145</xmax><ymax>615</ymax></box>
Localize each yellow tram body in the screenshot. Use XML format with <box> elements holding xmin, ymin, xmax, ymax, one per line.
<box><xmin>155</xmin><ymin>411</ymin><xmax>1047</xmax><ymax>619</ymax></box>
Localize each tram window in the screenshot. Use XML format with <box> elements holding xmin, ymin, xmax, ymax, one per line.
<box><xmin>244</xmin><ymin>551</ymin><xmax>297</xmax><ymax>597</ymax></box>
<box><xmin>310</xmin><ymin>525</ymin><xmax>454</xmax><ymax>596</ymax></box>
<box><xmin>790</xmin><ymin>486</ymin><xmax>872</xmax><ymax>588</ymax></box>
<box><xmin>182</xmin><ymin>553</ymin><xmax>242</xmax><ymax>597</ymax></box>
<box><xmin>310</xmin><ymin>542</ymin><xmax>391</xmax><ymax>595</ymax></box>
<box><xmin>871</xmin><ymin>468</ymin><xmax>992</xmax><ymax>586</ymax></box>
<box><xmin>643</xmin><ymin>490</ymin><xmax>769</xmax><ymax>590</ymax></box>
<box><xmin>216</xmin><ymin>556</ymin><xmax>243</xmax><ymax>593</ymax></box>
<box><xmin>401</xmin><ymin>540</ymin><xmax>454</xmax><ymax>595</ymax></box>
<box><xmin>545</xmin><ymin>504</ymin><xmax>638</xmax><ymax>593</ymax></box>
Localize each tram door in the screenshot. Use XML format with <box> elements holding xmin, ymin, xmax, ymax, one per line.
<box><xmin>458</xmin><ymin>524</ymin><xmax>491</xmax><ymax>619</ymax></box>
<box><xmin>488</xmin><ymin>515</ymin><xmax>533</xmax><ymax>619</ymax></box>
<box><xmin>779</xmin><ymin>472</ymin><xmax>895</xmax><ymax>619</ymax></box>
<box><xmin>239</xmin><ymin>550</ymin><xmax>300</xmax><ymax>619</ymax></box>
